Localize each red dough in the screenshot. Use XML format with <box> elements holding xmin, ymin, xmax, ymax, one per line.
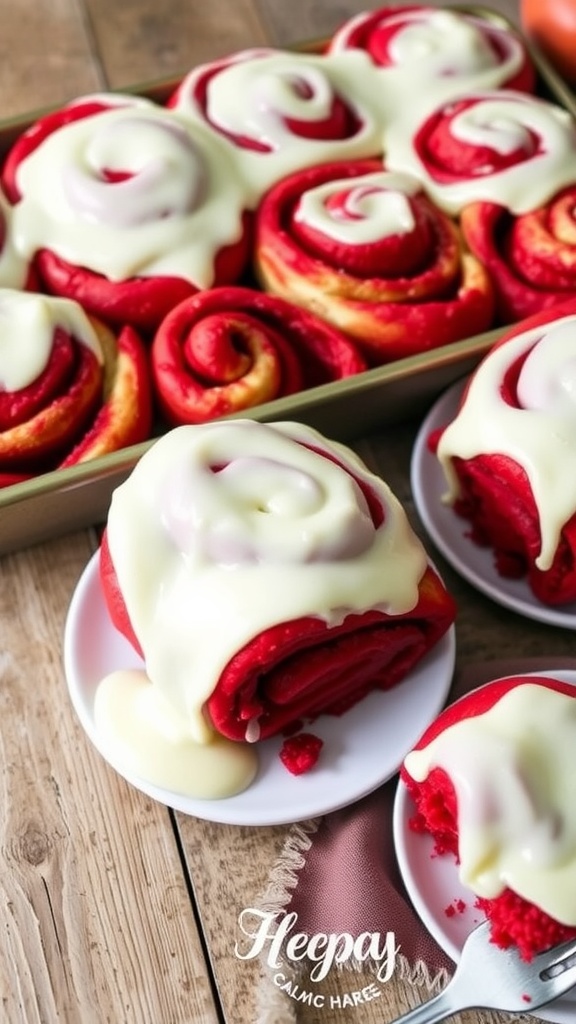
<box><xmin>431</xmin><ymin>300</ymin><xmax>576</xmax><ymax>605</ymax></box>
<box><xmin>99</xmin><ymin>435</ymin><xmax>456</xmax><ymax>744</ymax></box>
<box><xmin>401</xmin><ymin>674</ymin><xmax>576</xmax><ymax>961</ymax></box>
<box><xmin>0</xmin><ymin>314</ymin><xmax>152</xmax><ymax>482</ymax></box>
<box><xmin>167</xmin><ymin>48</ymin><xmax>365</xmax><ymax>153</ymax></box>
<box><xmin>255</xmin><ymin>159</ymin><xmax>495</xmax><ymax>365</ymax></box>
<box><xmin>205</xmin><ymin>571</ymin><xmax>454</xmax><ymax>742</ymax></box>
<box><xmin>461</xmin><ymin>185</ymin><xmax>576</xmax><ymax>323</ymax></box>
<box><xmin>279</xmin><ymin>733</ymin><xmax>324</xmax><ymax>775</ymax></box>
<box><xmin>151</xmin><ymin>285</ymin><xmax>367</xmax><ymax>424</ymax></box>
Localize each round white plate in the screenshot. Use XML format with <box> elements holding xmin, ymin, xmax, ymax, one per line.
<box><xmin>393</xmin><ymin>668</ymin><xmax>576</xmax><ymax>1024</ymax></box>
<box><xmin>64</xmin><ymin>551</ymin><xmax>456</xmax><ymax>826</ymax></box>
<box><xmin>411</xmin><ymin>379</ymin><xmax>576</xmax><ymax>628</ymax></box>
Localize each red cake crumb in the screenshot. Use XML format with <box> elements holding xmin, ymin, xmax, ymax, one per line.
<box><xmin>279</xmin><ymin>733</ymin><xmax>324</xmax><ymax>775</ymax></box>
<box><xmin>445</xmin><ymin>898</ymin><xmax>467</xmax><ymax>918</ymax></box>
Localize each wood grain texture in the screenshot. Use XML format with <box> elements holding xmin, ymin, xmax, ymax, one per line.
<box><xmin>0</xmin><ymin>0</ymin><xmax>102</xmax><ymax>118</ymax></box>
<box><xmin>0</xmin><ymin>534</ymin><xmax>220</xmax><ymax>1023</ymax></box>
<box><xmin>83</xmin><ymin>0</ymin><xmax>270</xmax><ymax>90</ymax></box>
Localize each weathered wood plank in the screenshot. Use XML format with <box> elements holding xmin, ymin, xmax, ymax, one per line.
<box><xmin>0</xmin><ymin>0</ymin><xmax>102</xmax><ymax>119</ymax></box>
<box><xmin>83</xmin><ymin>0</ymin><xmax>270</xmax><ymax>89</ymax></box>
<box><xmin>0</xmin><ymin>534</ymin><xmax>219</xmax><ymax>1023</ymax></box>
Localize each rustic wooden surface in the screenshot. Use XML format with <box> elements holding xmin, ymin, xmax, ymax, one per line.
<box><xmin>1</xmin><ymin>1</ymin><xmax>575</xmax><ymax>1022</ymax></box>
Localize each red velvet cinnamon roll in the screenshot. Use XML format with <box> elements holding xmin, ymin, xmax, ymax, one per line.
<box><xmin>2</xmin><ymin>94</ymin><xmax>251</xmax><ymax>332</ymax></box>
<box><xmin>254</xmin><ymin>159</ymin><xmax>494</xmax><ymax>363</ymax></box>
<box><xmin>0</xmin><ymin>289</ymin><xmax>152</xmax><ymax>482</ymax></box>
<box><xmin>151</xmin><ymin>285</ymin><xmax>366</xmax><ymax>425</ymax></box>
<box><xmin>460</xmin><ymin>185</ymin><xmax>576</xmax><ymax>323</ymax></box>
<box><xmin>432</xmin><ymin>300</ymin><xmax>576</xmax><ymax>605</ymax></box>
<box><xmin>384</xmin><ymin>90</ymin><xmax>576</xmax><ymax>217</ymax></box>
<box><xmin>99</xmin><ymin>419</ymin><xmax>456</xmax><ymax>749</ymax></box>
<box><xmin>167</xmin><ymin>48</ymin><xmax>385</xmax><ymax>196</ymax></box>
<box><xmin>329</xmin><ymin>5</ymin><xmax>535</xmax><ymax>94</ymax></box>
<box><xmin>401</xmin><ymin>673</ymin><xmax>576</xmax><ymax>961</ymax></box>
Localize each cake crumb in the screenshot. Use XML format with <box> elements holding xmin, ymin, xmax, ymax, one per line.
<box><xmin>444</xmin><ymin>898</ymin><xmax>467</xmax><ymax>918</ymax></box>
<box><xmin>280</xmin><ymin>733</ymin><xmax>323</xmax><ymax>775</ymax></box>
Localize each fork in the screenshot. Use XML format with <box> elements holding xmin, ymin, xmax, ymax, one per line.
<box><xmin>388</xmin><ymin>920</ymin><xmax>576</xmax><ymax>1023</ymax></box>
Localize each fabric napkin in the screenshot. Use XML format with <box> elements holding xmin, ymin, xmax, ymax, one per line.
<box><xmin>254</xmin><ymin>657</ymin><xmax>576</xmax><ymax>1022</ymax></box>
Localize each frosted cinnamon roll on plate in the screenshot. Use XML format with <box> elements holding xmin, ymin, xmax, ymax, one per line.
<box><xmin>64</xmin><ymin>419</ymin><xmax>456</xmax><ymax>820</ymax></box>
<box><xmin>397</xmin><ymin>671</ymin><xmax>576</xmax><ymax>968</ymax></box>
<box><xmin>411</xmin><ymin>300</ymin><xmax>576</xmax><ymax>622</ymax></box>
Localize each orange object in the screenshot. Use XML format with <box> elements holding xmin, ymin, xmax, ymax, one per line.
<box><xmin>521</xmin><ymin>0</ymin><xmax>576</xmax><ymax>85</ymax></box>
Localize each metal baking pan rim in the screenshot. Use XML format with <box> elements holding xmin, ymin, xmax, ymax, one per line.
<box><xmin>0</xmin><ymin>327</ymin><xmax>501</xmax><ymax>515</ymax></box>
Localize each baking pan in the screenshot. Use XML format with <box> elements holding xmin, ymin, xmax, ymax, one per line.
<box><xmin>0</xmin><ymin>6</ymin><xmax>572</xmax><ymax>555</ymax></box>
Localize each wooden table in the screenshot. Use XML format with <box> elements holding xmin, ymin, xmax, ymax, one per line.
<box><xmin>2</xmin><ymin>1</ymin><xmax>575</xmax><ymax>1022</ymax></box>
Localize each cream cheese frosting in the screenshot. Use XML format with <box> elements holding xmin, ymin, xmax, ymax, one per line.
<box><xmin>171</xmin><ymin>48</ymin><xmax>388</xmax><ymax>198</ymax></box>
<box><xmin>11</xmin><ymin>98</ymin><xmax>248</xmax><ymax>288</ymax></box>
<box><xmin>0</xmin><ymin>288</ymin><xmax>102</xmax><ymax>392</ymax></box>
<box><xmin>105</xmin><ymin>419</ymin><xmax>429</xmax><ymax>744</ymax></box>
<box><xmin>330</xmin><ymin>7</ymin><xmax>527</xmax><ymax>88</ymax></box>
<box><xmin>404</xmin><ymin>681</ymin><xmax>576</xmax><ymax>925</ymax></box>
<box><xmin>0</xmin><ymin>189</ymin><xmax>29</xmax><ymax>290</ymax></box>
<box><xmin>384</xmin><ymin>91</ymin><xmax>576</xmax><ymax>215</ymax></box>
<box><xmin>293</xmin><ymin>170</ymin><xmax>421</xmax><ymax>245</ymax></box>
<box><xmin>436</xmin><ymin>315</ymin><xmax>576</xmax><ymax>570</ymax></box>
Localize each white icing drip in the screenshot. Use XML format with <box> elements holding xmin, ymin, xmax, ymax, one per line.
<box><xmin>106</xmin><ymin>419</ymin><xmax>428</xmax><ymax>741</ymax></box>
<box><xmin>384</xmin><ymin>91</ymin><xmax>576</xmax><ymax>215</ymax></box>
<box><xmin>94</xmin><ymin>668</ymin><xmax>258</xmax><ymax>799</ymax></box>
<box><xmin>172</xmin><ymin>49</ymin><xmax>387</xmax><ymax>197</ymax></box>
<box><xmin>0</xmin><ymin>189</ymin><xmax>28</xmax><ymax>290</ymax></box>
<box><xmin>0</xmin><ymin>289</ymin><xmax>102</xmax><ymax>392</ymax></box>
<box><xmin>11</xmin><ymin>100</ymin><xmax>248</xmax><ymax>287</ymax></box>
<box><xmin>244</xmin><ymin>718</ymin><xmax>261</xmax><ymax>744</ymax></box>
<box><xmin>404</xmin><ymin>682</ymin><xmax>576</xmax><ymax>924</ymax></box>
<box><xmin>437</xmin><ymin>315</ymin><xmax>576</xmax><ymax>570</ymax></box>
<box><xmin>294</xmin><ymin>170</ymin><xmax>420</xmax><ymax>245</ymax></box>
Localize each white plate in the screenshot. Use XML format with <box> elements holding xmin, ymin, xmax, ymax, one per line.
<box><xmin>411</xmin><ymin>380</ymin><xmax>576</xmax><ymax>629</ymax></box>
<box><xmin>63</xmin><ymin>551</ymin><xmax>456</xmax><ymax>826</ymax></box>
<box><xmin>393</xmin><ymin>668</ymin><xmax>576</xmax><ymax>1024</ymax></box>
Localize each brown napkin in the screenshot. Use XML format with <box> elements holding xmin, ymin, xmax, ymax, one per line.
<box><xmin>255</xmin><ymin>657</ymin><xmax>576</xmax><ymax>1020</ymax></box>
<box><xmin>286</xmin><ymin>781</ymin><xmax>452</xmax><ymax>980</ymax></box>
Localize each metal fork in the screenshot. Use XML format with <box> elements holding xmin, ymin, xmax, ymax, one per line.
<box><xmin>389</xmin><ymin>920</ymin><xmax>576</xmax><ymax>1023</ymax></box>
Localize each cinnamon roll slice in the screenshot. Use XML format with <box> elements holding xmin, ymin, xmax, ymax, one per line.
<box><xmin>99</xmin><ymin>419</ymin><xmax>456</xmax><ymax>745</ymax></box>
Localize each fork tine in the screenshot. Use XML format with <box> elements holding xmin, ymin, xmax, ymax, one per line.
<box><xmin>534</xmin><ymin>934</ymin><xmax>576</xmax><ymax>976</ymax></box>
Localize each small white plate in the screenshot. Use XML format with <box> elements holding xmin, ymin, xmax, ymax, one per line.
<box><xmin>393</xmin><ymin>668</ymin><xmax>576</xmax><ymax>1024</ymax></box>
<box><xmin>411</xmin><ymin>379</ymin><xmax>576</xmax><ymax>629</ymax></box>
<box><xmin>64</xmin><ymin>551</ymin><xmax>456</xmax><ymax>826</ymax></box>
